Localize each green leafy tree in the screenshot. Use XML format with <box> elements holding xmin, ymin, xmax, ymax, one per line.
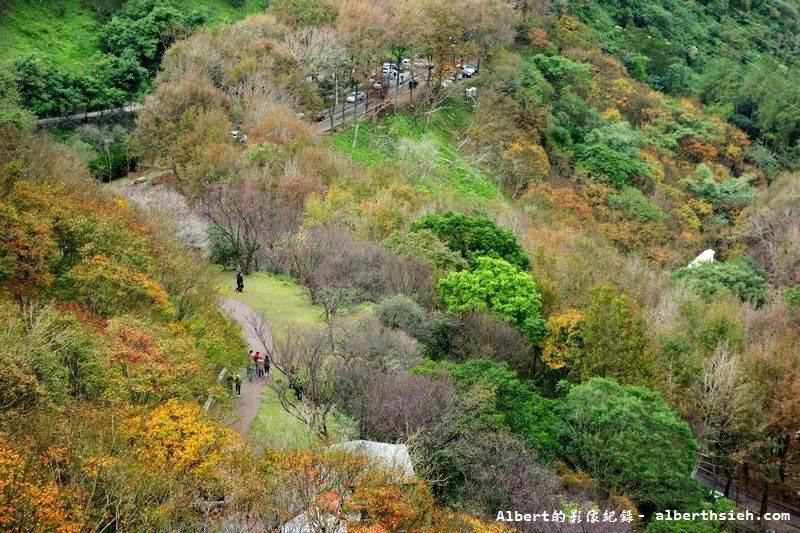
<box><xmin>99</xmin><ymin>2</ymin><xmax>187</xmax><ymax>73</ymax></box>
<box><xmin>555</xmin><ymin>378</ymin><xmax>704</xmax><ymax>515</ymax></box>
<box><xmin>0</xmin><ymin>68</ymin><xmax>34</xmax><ymax>128</ymax></box>
<box><xmin>577</xmin><ymin>121</ymin><xmax>650</xmax><ymax>188</ymax></box>
<box><xmin>383</xmin><ymin>229</ymin><xmax>467</xmax><ymax>276</ymax></box>
<box><xmin>680</xmin><ymin>164</ymin><xmax>756</xmax><ymax>217</ymax></box>
<box><xmin>9</xmin><ymin>54</ymin><xmax>85</xmax><ymax>117</ymax></box>
<box><xmin>530</xmin><ymin>53</ymin><xmax>592</xmax><ymax>91</ymax></box>
<box><xmin>607</xmin><ymin>187</ymin><xmax>666</xmax><ymax>222</ymax></box>
<box><xmin>577</xmin><ymin>285</ymin><xmax>653</xmax><ymax>385</ymax></box>
<box><xmin>437</xmin><ymin>257</ymin><xmax>546</xmax><ymax>343</ymax></box>
<box><xmin>411</xmin><ymin>211</ymin><xmax>529</xmax><ymax>271</ymax></box>
<box><xmin>672</xmin><ymin>256</ymin><xmax>766</xmax><ymax>305</ymax></box>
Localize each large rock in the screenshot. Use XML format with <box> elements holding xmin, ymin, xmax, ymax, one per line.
<box><xmin>688</xmin><ymin>249</ymin><xmax>715</xmax><ymax>268</ymax></box>
<box><xmin>328</xmin><ymin>440</ymin><xmax>416</xmax><ymax>482</ymax></box>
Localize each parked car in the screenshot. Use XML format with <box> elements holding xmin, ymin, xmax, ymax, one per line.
<box><xmin>381</xmin><ymin>63</ymin><xmax>398</xmax><ymax>73</ymax></box>
<box><xmin>346</xmin><ymin>91</ymin><xmax>366</xmax><ymax>102</ymax></box>
<box><xmin>316</xmin><ymin>114</ymin><xmax>326</xmax><ymax>122</ymax></box>
<box><xmin>408</xmin><ymin>79</ymin><xmax>419</xmax><ymax>89</ymax></box>
<box><xmin>461</xmin><ymin>66</ymin><xmax>476</xmax><ymax>77</ymax></box>
<box><xmin>441</xmin><ymin>79</ymin><xmax>453</xmax><ymax>88</ymax></box>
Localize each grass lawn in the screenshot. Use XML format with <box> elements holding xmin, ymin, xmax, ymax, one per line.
<box><xmin>214</xmin><ymin>268</ymin><xmax>357</xmax><ymax>449</ymax></box>
<box><xmin>0</xmin><ymin>0</ymin><xmax>100</xmax><ymax>68</ymax></box>
<box><xmin>248</xmin><ymin>386</ymin><xmax>356</xmax><ymax>451</ymax></box>
<box><xmin>213</xmin><ymin>269</ymin><xmax>322</xmax><ymax>339</ymax></box>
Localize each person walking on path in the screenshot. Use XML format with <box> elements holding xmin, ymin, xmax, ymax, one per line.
<box><xmin>236</xmin><ymin>272</ymin><xmax>244</xmax><ymax>293</ymax></box>
<box><xmin>234</xmin><ymin>374</ymin><xmax>242</xmax><ymax>397</ymax></box>
<box><xmin>256</xmin><ymin>357</ymin><xmax>265</xmax><ymax>379</ymax></box>
<box><xmin>264</xmin><ymin>352</ymin><xmax>271</xmax><ymax>376</ymax></box>
<box><xmin>246</xmin><ymin>362</ymin><xmax>254</xmax><ymax>381</ymax></box>
<box><xmin>253</xmin><ymin>351</ymin><xmax>262</xmax><ymax>376</ymax></box>
<box><xmin>226</xmin><ymin>373</ymin><xmax>235</xmax><ymax>398</ymax></box>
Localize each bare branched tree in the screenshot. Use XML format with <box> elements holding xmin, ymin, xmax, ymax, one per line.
<box><xmin>122</xmin><ymin>184</ymin><xmax>211</xmax><ymax>257</ymax></box>
<box><xmin>268</xmin><ymin>326</ymin><xmax>338</xmax><ymax>438</ymax></box>
<box><xmin>200</xmin><ymin>176</ymin><xmax>297</xmax><ymax>274</ymax></box>
<box><xmin>243</xmin><ymin>310</ymin><xmax>274</xmax><ymax>357</ymax></box>
<box><xmin>692</xmin><ymin>343</ymin><xmax>744</xmax><ymax>479</ymax></box>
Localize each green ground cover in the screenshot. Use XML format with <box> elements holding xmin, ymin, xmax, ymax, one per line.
<box><xmin>331</xmin><ymin>100</ymin><xmax>501</xmax><ymax>201</ymax></box>
<box><xmin>0</xmin><ymin>0</ymin><xmax>264</xmax><ymax>68</ymax></box>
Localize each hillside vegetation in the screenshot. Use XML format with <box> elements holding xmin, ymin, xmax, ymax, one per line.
<box><xmin>1</xmin><ymin>0</ymin><xmax>799</xmax><ymax>531</ymax></box>
<box><xmin>0</xmin><ymin>0</ymin><xmax>265</xmax><ymax>119</ymax></box>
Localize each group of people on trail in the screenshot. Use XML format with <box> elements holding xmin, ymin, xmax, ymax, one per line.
<box><xmin>228</xmin><ymin>371</ymin><xmax>243</xmax><ymax>398</ymax></box>
<box><xmin>248</xmin><ymin>350</ymin><xmax>271</xmax><ymax>380</ymax></box>
<box><xmin>228</xmin><ymin>349</ymin><xmax>272</xmax><ymax>398</ymax></box>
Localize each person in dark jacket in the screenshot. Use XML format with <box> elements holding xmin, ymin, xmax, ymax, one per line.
<box><xmin>236</xmin><ymin>272</ymin><xmax>244</xmax><ymax>292</ymax></box>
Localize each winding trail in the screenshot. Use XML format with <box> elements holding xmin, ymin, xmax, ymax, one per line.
<box><xmin>218</xmin><ymin>297</ymin><xmax>273</xmax><ymax>437</ymax></box>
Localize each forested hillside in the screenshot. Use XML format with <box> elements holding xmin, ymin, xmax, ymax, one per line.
<box><xmin>0</xmin><ymin>0</ymin><xmax>264</xmax><ymax>119</ymax></box>
<box><xmin>1</xmin><ymin>0</ymin><xmax>799</xmax><ymax>531</ymax></box>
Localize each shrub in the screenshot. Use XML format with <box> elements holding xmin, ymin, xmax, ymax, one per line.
<box><xmin>383</xmin><ymin>229</ymin><xmax>467</xmax><ymax>276</ymax></box>
<box><xmin>672</xmin><ymin>255</ymin><xmax>766</xmax><ymax>305</ymax></box>
<box><xmin>0</xmin><ymin>436</ymin><xmax>89</xmax><ymax>531</ymax></box>
<box><xmin>434</xmin><ymin>359</ymin><xmax>559</xmax><ymax>460</ymax></box>
<box><xmin>784</xmin><ymin>284</ymin><xmax>800</xmax><ymax>310</ymax></box>
<box><xmin>578</xmin><ymin>285</ymin><xmax>652</xmax><ymax>385</ymax></box>
<box><xmin>60</xmin><ymin>255</ymin><xmax>173</xmax><ymax>317</ymax></box>
<box><xmin>541</xmin><ymin>309</ymin><xmax>584</xmax><ymax>370</ymax></box>
<box><xmin>209</xmin><ymin>227</ymin><xmax>238</xmax><ymax>269</ymax></box>
<box><xmin>0</xmin><ymin>202</ymin><xmax>57</xmax><ymax>298</ymax></box>
<box><xmin>555</xmin><ymin>378</ymin><xmax>704</xmax><ymax>514</ymax></box>
<box><xmin>411</xmin><ymin>211</ymin><xmax>529</xmax><ymax>271</ymax></box>
<box><xmin>375</xmin><ymin>294</ymin><xmax>429</xmax><ymax>340</ymax></box>
<box><xmin>577</xmin><ymin>121</ymin><xmax>650</xmax><ymax>188</ymax></box>
<box><xmin>88</xmin><ymin>147</ymin><xmax>135</xmax><ymax>182</ymax></box>
<box><xmin>607</xmin><ymin>187</ymin><xmax>667</xmax><ymax>222</ymax></box>
<box><xmin>446</xmin><ymin>311</ymin><xmax>533</xmax><ymax>376</ymax></box>
<box><xmin>338</xmin><ymin>315</ymin><xmax>422</xmax><ymax>371</ymax></box>
<box><xmin>336</xmin><ymin>365</ymin><xmax>452</xmax><ymax>442</ymax></box>
<box><xmin>680</xmin><ymin>164</ymin><xmax>756</xmax><ymax>216</ymax></box>
<box><xmin>279</xmin><ymin>226</ymin><xmax>436</xmax><ymax>307</ymax></box>
<box><xmin>122</xmin><ymin>399</ymin><xmax>242</xmax><ymax>485</ymax></box>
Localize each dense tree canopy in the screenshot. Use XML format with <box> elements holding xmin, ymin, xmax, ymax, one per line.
<box><xmin>672</xmin><ymin>255</ymin><xmax>767</xmax><ymax>305</ymax></box>
<box><xmin>412</xmin><ymin>211</ymin><xmax>530</xmax><ymax>271</ymax></box>
<box><xmin>437</xmin><ymin>256</ymin><xmax>546</xmax><ymax>343</ymax></box>
<box><xmin>555</xmin><ymin>379</ymin><xmax>704</xmax><ymax>515</ymax></box>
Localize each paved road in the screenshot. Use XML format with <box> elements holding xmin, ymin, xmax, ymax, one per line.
<box><xmin>218</xmin><ymin>297</ymin><xmax>273</xmax><ymax>436</ymax></box>
<box><xmin>695</xmin><ymin>468</ymin><xmax>800</xmax><ymax>532</ymax></box>
<box><xmin>34</xmin><ymin>104</ymin><xmax>142</xmax><ymax>128</ymax></box>
<box><xmin>315</xmin><ymin>64</ymin><xmax>477</xmax><ymax>134</ymax></box>
<box><xmin>315</xmin><ymin>77</ymin><xmax>423</xmax><ymax>134</ymax></box>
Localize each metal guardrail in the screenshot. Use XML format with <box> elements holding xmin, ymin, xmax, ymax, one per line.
<box><xmin>34</xmin><ymin>104</ymin><xmax>143</xmax><ymax>128</ymax></box>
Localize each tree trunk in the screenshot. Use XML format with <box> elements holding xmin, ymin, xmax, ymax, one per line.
<box><xmin>723</xmin><ymin>470</ymin><xmax>733</xmax><ymax>498</ymax></box>
<box><xmin>759</xmin><ymin>483</ymin><xmax>769</xmax><ymax>519</ymax></box>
